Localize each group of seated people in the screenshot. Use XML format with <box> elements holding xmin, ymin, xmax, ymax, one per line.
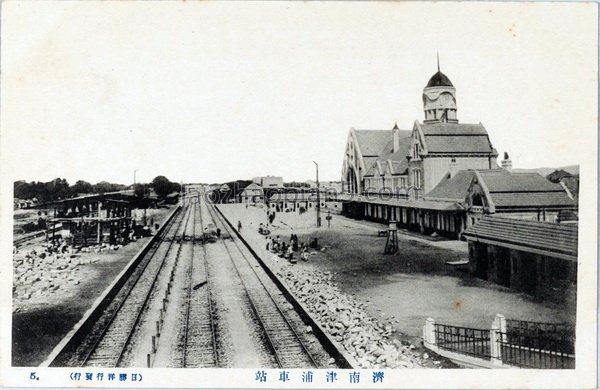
<box><xmin>265</xmin><ymin>233</ymin><xmax>310</xmax><ymax>263</ymax></box>
<box><xmin>258</xmin><ymin>223</ymin><xmax>270</xmax><ymax>236</ymax></box>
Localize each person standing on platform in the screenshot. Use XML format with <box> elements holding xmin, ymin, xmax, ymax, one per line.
<box><xmin>238</xmin><ymin>220</ymin><xmax>242</xmax><ymax>232</ymax></box>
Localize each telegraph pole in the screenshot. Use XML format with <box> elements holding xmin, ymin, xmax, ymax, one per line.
<box><xmin>313</xmin><ymin>161</ymin><xmax>321</xmax><ymax>227</ymax></box>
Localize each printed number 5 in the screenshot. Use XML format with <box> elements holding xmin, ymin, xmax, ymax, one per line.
<box><xmin>30</xmin><ymin>372</ymin><xmax>39</xmax><ymax>380</ymax></box>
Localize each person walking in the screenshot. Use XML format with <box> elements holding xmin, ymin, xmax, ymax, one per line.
<box><xmin>237</xmin><ymin>221</ymin><xmax>242</xmax><ymax>232</ymax></box>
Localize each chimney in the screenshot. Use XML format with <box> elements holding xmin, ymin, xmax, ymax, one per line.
<box><xmin>501</xmin><ymin>152</ymin><xmax>512</xmax><ymax>171</ymax></box>
<box><xmin>449</xmin><ymin>158</ymin><xmax>458</xmax><ymax>178</ymax></box>
<box><xmin>392</xmin><ymin>123</ymin><xmax>400</xmax><ymax>153</ymax></box>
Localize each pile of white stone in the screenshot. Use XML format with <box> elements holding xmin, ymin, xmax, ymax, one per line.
<box><xmin>12</xmin><ymin>248</ymin><xmax>96</xmax><ymax>304</ymax></box>
<box><xmin>277</xmin><ymin>267</ymin><xmax>426</xmax><ymax>369</ymax></box>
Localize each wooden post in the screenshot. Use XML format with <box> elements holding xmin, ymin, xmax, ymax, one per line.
<box><xmin>152</xmin><ymin>336</ymin><xmax>156</xmax><ymax>353</ymax></box>
<box><xmin>97</xmin><ymin>201</ymin><xmax>102</xmax><ymax>244</ymax></box>
<box><xmin>147</xmin><ymin>353</ymin><xmax>151</xmax><ymax>368</ymax></box>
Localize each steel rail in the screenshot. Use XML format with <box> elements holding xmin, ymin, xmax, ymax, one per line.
<box><xmin>79</xmin><ymin>207</ymin><xmax>184</xmax><ymax>366</ymax></box>
<box><xmin>119</xmin><ymin>204</ymin><xmax>192</xmax><ymax>367</ymax></box>
<box><xmin>83</xmin><ymin>206</ymin><xmax>189</xmax><ymax>366</ymax></box>
<box><xmin>182</xmin><ymin>198</ymin><xmax>219</xmax><ymax>367</ymax></box>
<box><xmin>205</xmin><ymin>202</ymin><xmax>318</xmax><ymax>368</ymax></box>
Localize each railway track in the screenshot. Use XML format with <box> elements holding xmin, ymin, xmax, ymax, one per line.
<box><xmin>83</xmin><ymin>206</ymin><xmax>192</xmax><ymax>367</ymax></box>
<box><xmin>13</xmin><ymin>225</ymin><xmax>61</xmax><ymax>247</ymax></box>
<box><xmin>48</xmin><ymin>196</ymin><xmax>342</xmax><ymax>368</ymax></box>
<box><xmin>204</xmin><ymin>201</ymin><xmax>319</xmax><ymax>369</ymax></box>
<box><xmin>181</xmin><ymin>201</ymin><xmax>218</xmax><ymax>367</ymax></box>
<box><xmin>48</xmin><ymin>206</ymin><xmax>185</xmax><ymax>366</ymax></box>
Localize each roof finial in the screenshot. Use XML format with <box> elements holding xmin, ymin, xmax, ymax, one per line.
<box><xmin>437</xmin><ymin>51</ymin><xmax>440</xmax><ymax>72</ymax></box>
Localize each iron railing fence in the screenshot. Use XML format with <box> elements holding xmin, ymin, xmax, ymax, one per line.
<box><xmin>434</xmin><ymin>324</ymin><xmax>491</xmax><ymax>359</ymax></box>
<box><xmin>498</xmin><ymin>332</ymin><xmax>575</xmax><ymax>369</ymax></box>
<box><xmin>506</xmin><ymin>319</ymin><xmax>575</xmax><ymax>354</ymax></box>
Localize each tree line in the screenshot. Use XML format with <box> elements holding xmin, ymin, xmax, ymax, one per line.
<box><xmin>14</xmin><ymin>175</ymin><xmax>181</xmax><ymax>203</ymax></box>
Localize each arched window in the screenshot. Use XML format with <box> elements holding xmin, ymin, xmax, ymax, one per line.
<box><xmin>412</xmin><ymin>169</ymin><xmax>422</xmax><ymax>189</ymax></box>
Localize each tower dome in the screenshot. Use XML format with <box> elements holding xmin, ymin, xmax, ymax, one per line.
<box><xmin>426</xmin><ymin>71</ymin><xmax>454</xmax><ymax>88</ymax></box>
<box><xmin>422</xmin><ymin>58</ymin><xmax>458</xmax><ymax>123</ymax></box>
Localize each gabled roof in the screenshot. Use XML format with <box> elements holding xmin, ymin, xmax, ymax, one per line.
<box><xmin>363</xmin><ymin>160</ymin><xmax>382</xmax><ymax>177</ymax></box>
<box><xmin>354</xmin><ymin>130</ymin><xmax>394</xmax><ymax>157</ymax></box>
<box><xmin>337</xmin><ymin>193</ymin><xmax>463</xmax><ymax>211</ymax></box>
<box><xmin>478</xmin><ymin>170</ymin><xmax>565</xmax><ymax>193</ymax></box>
<box><xmin>425</xmin><ymin>168</ymin><xmax>576</xmax><ymax>209</ymax></box>
<box><xmin>241</xmin><ymin>183</ymin><xmax>263</xmax><ymax>193</ymax></box>
<box><xmin>386</xmin><ymin>140</ymin><xmax>411</xmax><ymax>175</ymax></box>
<box><xmin>390</xmin><ymin>161</ymin><xmax>409</xmax><ymax>176</ymax></box>
<box><xmin>490</xmin><ymin>192</ymin><xmax>576</xmax><ymax>208</ymax></box>
<box><xmin>421</xmin><ymin>123</ymin><xmax>488</xmax><ymax>135</ymax></box>
<box><xmin>463</xmin><ymin>216</ymin><xmax>578</xmax><ymax>261</ymax></box>
<box><xmin>424</xmin><ymin>135</ymin><xmax>493</xmax><ymax>153</ymax></box>
<box><xmin>479</xmin><ymin>170</ymin><xmax>576</xmax><ymax>208</ymax></box>
<box><xmin>362</xmin><ymin>131</ymin><xmax>412</xmax><ymax>177</ymax></box>
<box><xmin>425</xmin><ymin>170</ymin><xmax>476</xmax><ymax>201</ymax></box>
<box><xmin>418</xmin><ymin>122</ymin><xmax>495</xmax><ymax>154</ymax></box>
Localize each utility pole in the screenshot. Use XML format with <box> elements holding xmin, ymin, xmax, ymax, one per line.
<box><xmin>51</xmin><ymin>179</ymin><xmax>56</xmax><ymax>243</ymax></box>
<box><xmin>313</xmin><ymin>161</ymin><xmax>321</xmax><ymax>227</ymax></box>
<box><xmin>180</xmin><ymin>179</ymin><xmax>184</xmax><ymax>206</ymax></box>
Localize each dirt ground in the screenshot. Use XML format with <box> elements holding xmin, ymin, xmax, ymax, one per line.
<box><xmin>12</xmin><ymin>205</ymin><xmax>174</xmax><ymax>367</ymax></box>
<box><xmin>13</xmin><ymin>208</ymin><xmax>53</xmax><ymax>237</ymax></box>
<box><xmin>220</xmin><ymin>204</ymin><xmax>576</xmax><ymax>345</ymax></box>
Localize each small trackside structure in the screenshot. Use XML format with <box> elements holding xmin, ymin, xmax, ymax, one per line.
<box><xmin>462</xmin><ymin>216</ymin><xmax>578</xmax><ymax>301</ymax></box>
<box><xmin>49</xmin><ymin>194</ymin><xmax>134</xmax><ymax>246</ymax></box>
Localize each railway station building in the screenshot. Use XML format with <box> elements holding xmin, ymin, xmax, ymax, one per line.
<box><xmin>338</xmin><ymin>65</ymin><xmax>577</xmax><ymax>238</ymax></box>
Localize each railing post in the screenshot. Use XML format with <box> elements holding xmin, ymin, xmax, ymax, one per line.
<box><xmin>423</xmin><ymin>317</ymin><xmax>436</xmax><ymax>346</ymax></box>
<box><xmin>490</xmin><ymin>325</ymin><xmax>503</xmax><ymax>366</ymax></box>
<box><xmin>495</xmin><ymin>314</ymin><xmax>507</xmax><ymax>343</ymax></box>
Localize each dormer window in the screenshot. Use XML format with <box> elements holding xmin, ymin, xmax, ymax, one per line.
<box><xmin>413</xmin><ymin>144</ymin><xmax>420</xmax><ymax>160</ymax></box>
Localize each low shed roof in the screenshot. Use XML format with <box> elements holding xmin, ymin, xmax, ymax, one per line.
<box><xmin>462</xmin><ymin>216</ymin><xmax>578</xmax><ymax>261</ymax></box>
<box><xmin>337</xmin><ymin>194</ymin><xmax>463</xmax><ymax>211</ymax></box>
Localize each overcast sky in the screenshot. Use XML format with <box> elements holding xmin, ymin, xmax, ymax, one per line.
<box><xmin>1</xmin><ymin>1</ymin><xmax>597</xmax><ymax>185</ymax></box>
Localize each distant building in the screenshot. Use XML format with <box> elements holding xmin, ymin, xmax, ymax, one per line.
<box><xmin>268</xmin><ymin>192</ymin><xmax>318</xmax><ymax>212</ymax></box>
<box><xmin>306</xmin><ymin>180</ymin><xmax>344</xmax><ymax>192</ymax></box>
<box><xmin>239</xmin><ymin>183</ymin><xmax>264</xmax><ymax>204</ymax></box>
<box><xmin>253</xmin><ymin>176</ymin><xmax>284</xmax><ymax>188</ymax></box>
<box><xmin>14</xmin><ymin>198</ymin><xmax>37</xmax><ymax>209</ymax></box>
